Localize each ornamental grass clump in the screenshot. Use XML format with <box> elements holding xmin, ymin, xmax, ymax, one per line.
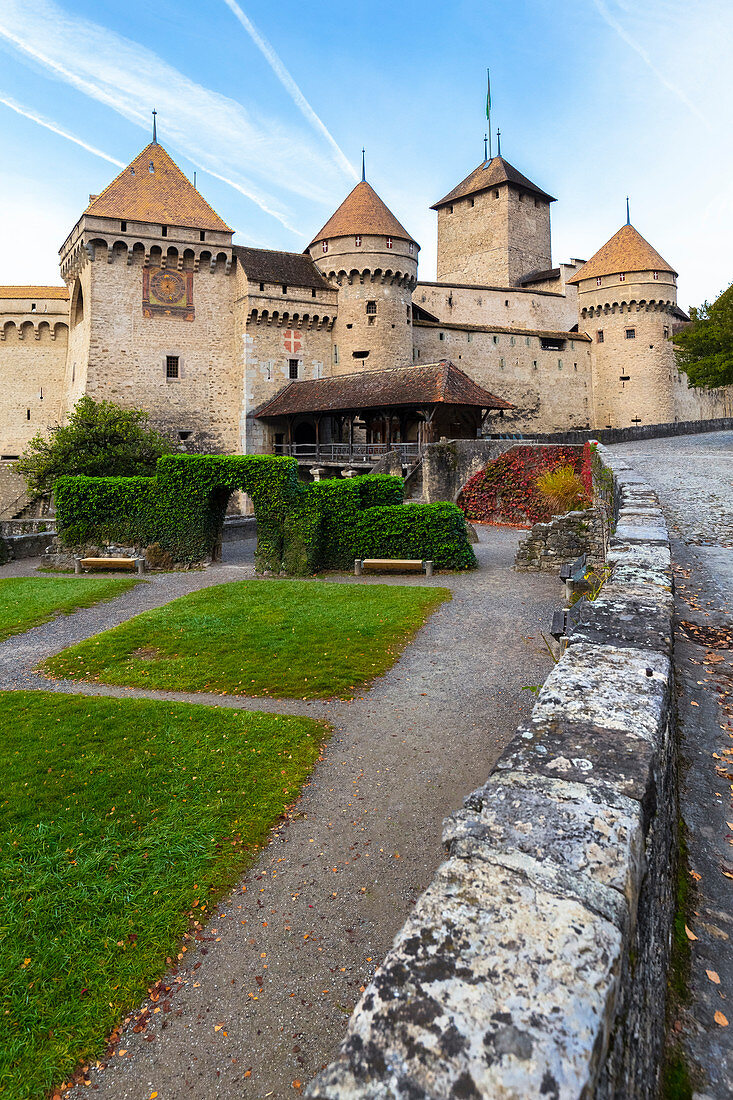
<box><xmin>535</xmin><ymin>464</ymin><xmax>591</xmax><ymax>516</ymax></box>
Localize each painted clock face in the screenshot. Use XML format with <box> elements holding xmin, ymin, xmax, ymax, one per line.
<box><xmin>150</xmin><ymin>269</ymin><xmax>186</xmax><ymax>305</ymax></box>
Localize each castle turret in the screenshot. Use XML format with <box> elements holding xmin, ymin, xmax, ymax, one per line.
<box><xmin>58</xmin><ymin>139</ymin><xmax>239</xmax><ymax>450</ymax></box>
<box><xmin>307</xmin><ymin>178</ymin><xmax>418</xmax><ymax>373</ymax></box>
<box><xmin>568</xmin><ymin>223</ymin><xmax>678</xmax><ymax>428</ymax></box>
<box><xmin>431</xmin><ymin>155</ymin><xmax>554</xmax><ymax>287</ymax></box>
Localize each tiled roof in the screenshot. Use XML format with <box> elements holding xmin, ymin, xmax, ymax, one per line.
<box><xmin>234</xmin><ymin>246</ymin><xmax>332</xmax><ymax>290</ymax></box>
<box><xmin>0</xmin><ymin>286</ymin><xmax>69</xmax><ymax>299</ymax></box>
<box><xmin>517</xmin><ymin>268</ymin><xmax>561</xmax><ymax>286</ymax></box>
<box><xmin>309</xmin><ymin>181</ymin><xmax>417</xmax><ymax>247</ymax></box>
<box><xmin>431</xmin><ymin>156</ymin><xmax>555</xmax><ymax>209</ymax></box>
<box><xmin>567</xmin><ymin>224</ymin><xmax>676</xmax><ymax>283</ymax></box>
<box><xmin>85</xmin><ymin>143</ymin><xmax>232</xmax><ymax>232</ymax></box>
<box><xmin>253</xmin><ymin>361</ymin><xmax>514</xmax><ymax>418</ymax></box>
<box><xmin>413</xmin><ymin>320</ymin><xmax>592</xmax><ymax>342</ymax></box>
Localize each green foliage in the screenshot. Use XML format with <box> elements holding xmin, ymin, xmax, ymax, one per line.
<box><xmin>16</xmin><ymin>396</ymin><xmax>176</xmax><ymax>496</ymax></box>
<box><xmin>55</xmin><ymin>455</ymin><xmax>477</xmax><ymax>573</ymax></box>
<box><xmin>674</xmin><ymin>282</ymin><xmax>733</xmax><ymax>389</ymax></box>
<box><xmin>0</xmin><ymin>690</ymin><xmax>325</xmax><ymax>1099</ymax></box>
<box><xmin>43</xmin><ymin>578</ymin><xmax>450</xmax><ymax>699</ymax></box>
<box><xmin>0</xmin><ymin>577</ymin><xmax>140</xmax><ymax>641</ymax></box>
<box><xmin>535</xmin><ymin>464</ymin><xmax>591</xmax><ymax>515</ymax></box>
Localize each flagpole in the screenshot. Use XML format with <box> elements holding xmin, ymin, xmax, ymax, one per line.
<box><xmin>486</xmin><ymin>68</ymin><xmax>492</xmax><ymax>160</ymax></box>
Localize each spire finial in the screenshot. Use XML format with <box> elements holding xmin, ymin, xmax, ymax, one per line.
<box><xmin>496</xmin><ymin>127</ymin><xmax>501</xmax><ymax>157</ymax></box>
<box><xmin>152</xmin><ymin>109</ymin><xmax>157</xmax><ymax>144</ymax></box>
<box><xmin>361</xmin><ymin>148</ymin><xmax>365</xmax><ymax>182</ymax></box>
<box><xmin>626</xmin><ymin>195</ymin><xmax>630</xmax><ymax>225</ymax></box>
<box><xmin>484</xmin><ymin>133</ymin><xmax>488</xmax><ymax>162</ymax></box>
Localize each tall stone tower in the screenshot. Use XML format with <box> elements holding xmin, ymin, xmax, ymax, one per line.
<box><xmin>58</xmin><ymin>139</ymin><xmax>239</xmax><ymax>450</ymax></box>
<box><xmin>569</xmin><ymin>223</ymin><xmax>678</xmax><ymax>428</ymax></box>
<box><xmin>307</xmin><ymin>178</ymin><xmax>418</xmax><ymax>373</ymax></box>
<box><xmin>431</xmin><ymin>155</ymin><xmax>554</xmax><ymax>287</ymax></box>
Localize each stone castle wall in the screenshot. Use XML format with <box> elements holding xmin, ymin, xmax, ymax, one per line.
<box><xmin>416</xmin><ymin>279</ymin><xmax>578</xmax><ymax>332</ymax></box>
<box><xmin>413</xmin><ymin>321</ymin><xmax>594</xmax><ymax>432</ymax></box>
<box><xmin>436</xmin><ymin>184</ymin><xmax>551</xmax><ymax>286</ymax></box>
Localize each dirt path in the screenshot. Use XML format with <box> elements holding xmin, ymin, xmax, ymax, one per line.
<box><xmin>5</xmin><ymin>529</ymin><xmax>560</xmax><ymax>1100</ymax></box>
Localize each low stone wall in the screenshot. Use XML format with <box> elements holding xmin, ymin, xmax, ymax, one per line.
<box><xmin>307</xmin><ymin>445</ymin><xmax>677</xmax><ymax>1099</ymax></box>
<box><xmin>515</xmin><ymin>507</ymin><xmax>605</xmax><ymax>573</ymax></box>
<box><xmin>0</xmin><ymin>531</ymin><xmax>56</xmax><ymax>562</ymax></box>
<box><xmin>514</xmin><ymin>414</ymin><xmax>733</xmax><ymax>447</ymax></box>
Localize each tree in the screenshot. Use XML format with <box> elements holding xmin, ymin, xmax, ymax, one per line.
<box><xmin>17</xmin><ymin>396</ymin><xmax>176</xmax><ymax>496</ymax></box>
<box><xmin>674</xmin><ymin>282</ymin><xmax>733</xmax><ymax>389</ymax></box>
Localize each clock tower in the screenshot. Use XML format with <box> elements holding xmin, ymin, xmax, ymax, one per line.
<box><xmin>59</xmin><ymin>138</ymin><xmax>239</xmax><ymax>450</ymax></box>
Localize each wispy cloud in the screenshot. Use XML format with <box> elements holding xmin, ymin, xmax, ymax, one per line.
<box><xmin>221</xmin><ymin>0</ymin><xmax>356</xmax><ymax>180</ymax></box>
<box><xmin>591</xmin><ymin>0</ymin><xmax>711</xmax><ymax>130</ymax></box>
<box><xmin>0</xmin><ymin>0</ymin><xmax>352</xmax><ymax>234</ymax></box>
<box><xmin>0</xmin><ymin>92</ymin><xmax>124</xmax><ymax>167</ymax></box>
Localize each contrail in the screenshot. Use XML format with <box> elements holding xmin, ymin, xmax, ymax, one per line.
<box><xmin>0</xmin><ymin>92</ymin><xmax>124</xmax><ymax>167</ymax></box>
<box><xmin>591</xmin><ymin>0</ymin><xmax>711</xmax><ymax>130</ymax></box>
<box><xmin>221</xmin><ymin>0</ymin><xmax>357</xmax><ymax>179</ymax></box>
<box><xmin>188</xmin><ymin>160</ymin><xmax>306</xmax><ymax>237</ymax></box>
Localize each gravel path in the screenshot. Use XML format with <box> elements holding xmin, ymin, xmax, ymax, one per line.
<box><xmin>610</xmin><ymin>431</ymin><xmax>733</xmax><ymax>1097</ymax></box>
<box><xmin>1</xmin><ymin>526</ymin><xmax>561</xmax><ymax>1100</ymax></box>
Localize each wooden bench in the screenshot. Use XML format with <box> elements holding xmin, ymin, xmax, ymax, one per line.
<box><xmin>355</xmin><ymin>558</ymin><xmax>434</xmax><ymax>578</ymax></box>
<box><xmin>559</xmin><ymin>553</ymin><xmax>587</xmax><ymax>584</ymax></box>
<box><xmin>75</xmin><ymin>556</ymin><xmax>145</xmax><ymax>575</ymax></box>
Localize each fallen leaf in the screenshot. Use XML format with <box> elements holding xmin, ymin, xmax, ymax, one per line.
<box><xmin>685</xmin><ymin>925</ymin><xmax>698</xmax><ymax>941</ymax></box>
<box><xmin>707</xmin><ymin>970</ymin><xmax>721</xmax><ymax>984</ymax></box>
<box><xmin>150</xmin><ymin>1094</ymin><xmax>158</xmax><ymax>1099</ymax></box>
<box><xmin>715</xmin><ymin>1011</ymin><xmax>729</xmax><ymax>1027</ymax></box>
<box><xmin>214</xmin><ymin>1023</ymin><xmax>225</xmax><ymax>1032</ymax></box>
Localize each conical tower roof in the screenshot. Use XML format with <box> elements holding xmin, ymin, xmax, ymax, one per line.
<box><xmin>85</xmin><ymin>142</ymin><xmax>232</xmax><ymax>233</ymax></box>
<box><xmin>431</xmin><ymin>155</ymin><xmax>555</xmax><ymax>210</ymax></box>
<box><xmin>309</xmin><ymin>180</ymin><xmax>417</xmax><ymax>247</ymax></box>
<box><xmin>567</xmin><ymin>223</ymin><xmax>676</xmax><ymax>283</ymax></box>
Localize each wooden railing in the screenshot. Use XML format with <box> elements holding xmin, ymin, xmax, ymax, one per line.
<box><xmin>265</xmin><ymin>442</ymin><xmax>423</xmax><ymax>464</ymax></box>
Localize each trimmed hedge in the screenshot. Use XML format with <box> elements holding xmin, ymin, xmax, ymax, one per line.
<box><xmin>55</xmin><ymin>455</ymin><xmax>476</xmax><ymax>574</ymax></box>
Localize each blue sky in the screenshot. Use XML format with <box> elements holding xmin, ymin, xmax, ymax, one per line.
<box><xmin>0</xmin><ymin>0</ymin><xmax>729</xmax><ymax>310</ymax></box>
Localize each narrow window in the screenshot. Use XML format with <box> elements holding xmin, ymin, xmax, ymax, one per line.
<box><xmin>121</xmin><ymin>220</ymin><xmax>127</xmax><ymax>232</ymax></box>
<box><xmin>558</xmin><ymin>359</ymin><xmax>563</xmax><ymax>369</ymax></box>
<box><xmin>352</xmin><ymin>350</ymin><xmax>369</xmax><ymax>359</ymax></box>
<box><xmin>31</xmin><ymin>303</ymin><xmax>36</xmax><ymax>312</ymax></box>
<box><xmin>499</xmin><ymin>358</ymin><xmax>505</xmax><ymax>369</ymax></box>
<box><xmin>526</xmin><ymin>337</ymin><xmax>531</xmax><ymax>346</ymax></box>
<box><xmin>493</xmin><ymin>190</ymin><xmax>499</xmax><ymax>198</ymax></box>
<box><xmin>386</xmin><ymin>237</ymin><xmax>393</xmax><ymax>249</ymax></box>
<box><xmin>406</xmin><ymin>305</ymin><xmax>411</xmax><ymax>321</ymax></box>
<box><xmin>625</xmin><ymin>328</ymin><xmax>636</xmax><ymax>339</ymax></box>
<box><xmin>663</xmin><ymin>325</ymin><xmax>669</xmax><ymax>339</ymax></box>
<box><xmin>322</xmin><ymin>241</ymin><xmax>328</xmax><ymax>253</ymax></box>
<box><xmin>619</xmin><ymin>273</ymin><xmax>625</xmax><ymax>282</ymax></box>
<box><xmin>26</xmin><ymin>409</ymin><xmax>31</xmax><ymax>420</ymax></box>
<box><xmin>366</xmin><ymin>300</ymin><xmax>377</xmax><ymax>315</ymax></box>
<box><xmin>510</xmin><ymin>335</ymin><xmax>515</xmax><ymax>346</ymax></box>
<box><xmin>653</xmin><ymin>271</ymin><xmax>659</xmax><ymax>280</ymax></box>
<box><xmin>282</xmin><ymin>284</ymin><xmax>287</xmax><ymax>294</ymax></box>
<box><xmin>333</xmin><ymin>345</ymin><xmax>339</xmax><ymax>365</ymax></box>
<box><xmin>505</xmin><ymin>299</ymin><xmax>509</xmax><ymax>307</ymax></box>
<box><xmin>597</xmin><ymin>330</ymin><xmax>604</xmax><ymax>343</ymax></box>
<box><xmin>259</xmin><ymin>282</ymin><xmax>265</xmax><ymax>291</ymax></box>
<box><xmin>178</xmin><ymin>430</ymin><xmax>193</xmax><ymax>441</ymax></box>
<box><xmin>470</xmin><ymin>197</ymin><xmax>475</xmax><ymax>207</ymax></box>
<box><xmin>289</xmin><ymin>359</ymin><xmax>299</xmax><ymax>379</ymax></box>
<box><xmin>355</xmin><ymin>235</ymin><xmax>362</xmax><ymax>247</ymax></box>
<box><xmin>467</xmin><ymin>332</ymin><xmax>472</xmax><ymax>343</ymax></box>
<box><xmin>596</xmin><ymin>276</ymin><xmax>602</xmax><ymax>286</ymax></box>
<box><xmin>312</xmin><ymin>288</ymin><xmax>316</xmax><ymax>297</ymax></box>
<box><xmin>166</xmin><ymin>355</ymin><xmax>180</xmax><ymax>378</ymax></box>
<box><xmin>409</xmin><ymin>242</ymin><xmax>415</xmax><ymax>254</ymax></box>
<box><xmin>161</xmin><ymin>225</ymin><xmax>168</xmax><ymax>237</ymax></box>
<box><xmin>533</xmin><ymin>360</ymin><xmax>538</xmax><ymax>369</ymax></box>
<box><xmin>200</xmin><ymin>230</ymin><xmax>205</xmax><ymax>242</ymax></box>
<box><xmin>448</xmin><ymin>205</ymin><xmax>453</xmax><ymax>214</ymax></box>
<box><xmin>492</xmin><ymin>335</ymin><xmax>499</xmax><ymax>345</ymax></box>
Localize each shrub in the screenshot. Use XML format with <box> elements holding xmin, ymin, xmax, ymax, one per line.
<box><xmin>17</xmin><ymin>396</ymin><xmax>176</xmax><ymax>496</ymax></box>
<box><xmin>55</xmin><ymin>455</ymin><xmax>476</xmax><ymax>574</ymax></box>
<box><xmin>535</xmin><ymin>464</ymin><xmax>591</xmax><ymax>515</ymax></box>
<box><xmin>458</xmin><ymin>445</ymin><xmax>587</xmax><ymax>525</ymax></box>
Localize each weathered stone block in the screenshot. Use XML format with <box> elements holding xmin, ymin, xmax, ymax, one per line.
<box><xmin>566</xmin><ymin>585</ymin><xmax>674</xmax><ymax>656</ymax></box>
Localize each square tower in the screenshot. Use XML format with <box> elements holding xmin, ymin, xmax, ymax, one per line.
<box><xmin>432</xmin><ymin>156</ymin><xmax>554</xmax><ymax>287</ymax></box>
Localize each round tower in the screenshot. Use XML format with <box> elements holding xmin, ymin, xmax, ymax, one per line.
<box><xmin>569</xmin><ymin>222</ymin><xmax>678</xmax><ymax>429</ymax></box>
<box><xmin>307</xmin><ymin>176</ymin><xmax>418</xmax><ymax>373</ymax></box>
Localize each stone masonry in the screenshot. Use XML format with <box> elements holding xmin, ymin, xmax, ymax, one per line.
<box><xmin>306</xmin><ymin>445</ymin><xmax>678</xmax><ymax>1099</ymax></box>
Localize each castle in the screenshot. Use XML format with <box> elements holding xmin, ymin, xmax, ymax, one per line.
<box><xmin>1</xmin><ymin>134</ymin><xmax>731</xmax><ymax>464</ymax></box>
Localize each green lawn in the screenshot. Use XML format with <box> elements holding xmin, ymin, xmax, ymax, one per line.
<box><xmin>0</xmin><ymin>691</ymin><xmax>326</xmax><ymax>1099</ymax></box>
<box><xmin>0</xmin><ymin>577</ymin><xmax>140</xmax><ymax>642</ymax></box>
<box><xmin>43</xmin><ymin>578</ymin><xmax>450</xmax><ymax>699</ymax></box>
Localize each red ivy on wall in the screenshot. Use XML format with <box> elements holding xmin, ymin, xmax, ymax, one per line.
<box><xmin>458</xmin><ymin>445</ymin><xmax>586</xmax><ymax>526</ymax></box>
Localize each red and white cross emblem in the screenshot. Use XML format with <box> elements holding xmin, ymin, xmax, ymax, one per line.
<box><xmin>284</xmin><ymin>330</ymin><xmax>302</xmax><ymax>354</ymax></box>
